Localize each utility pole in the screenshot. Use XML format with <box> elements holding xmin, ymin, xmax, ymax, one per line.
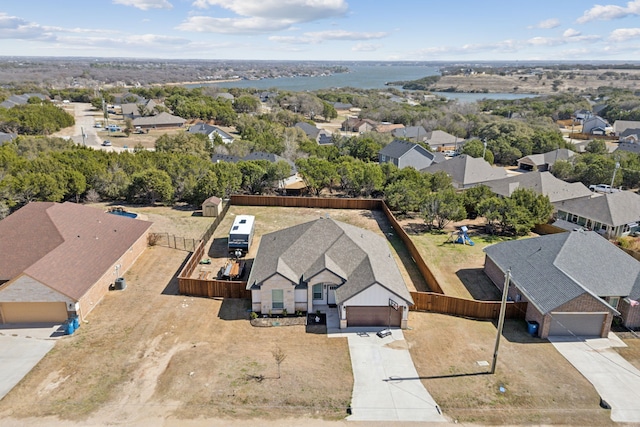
<box><xmin>482</xmin><ymin>139</ymin><xmax>487</xmax><ymax>161</ymax></box>
<box><xmin>490</xmin><ymin>268</ymin><xmax>510</xmax><ymax>374</ymax></box>
<box><xmin>610</xmin><ymin>161</ymin><xmax>620</xmax><ymax>189</ymax></box>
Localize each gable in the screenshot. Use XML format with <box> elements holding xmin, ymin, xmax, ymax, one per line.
<box><xmin>0</xmin><ymin>274</ymin><xmax>73</xmax><ymax>303</ymax></box>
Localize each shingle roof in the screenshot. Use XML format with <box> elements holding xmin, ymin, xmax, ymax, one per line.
<box><xmin>486</xmin><ymin>171</ymin><xmax>592</xmax><ymax>203</ymax></box>
<box><xmin>391</xmin><ymin>126</ymin><xmax>427</xmax><ymax>139</ymax></box>
<box><xmin>379</xmin><ymin>139</ymin><xmax>435</xmax><ymax>160</ymax></box>
<box><xmin>0</xmin><ymin>202</ymin><xmax>152</xmax><ymax>300</ymax></box>
<box><xmin>132</xmin><ymin>112</ymin><xmax>186</xmax><ymax>127</ymax></box>
<box><xmin>554</xmin><ymin>191</ymin><xmax>640</xmax><ymax>227</ymax></box>
<box><xmin>517</xmin><ymin>149</ymin><xmax>576</xmax><ymax>168</ymax></box>
<box><xmin>421</xmin><ymin>154</ymin><xmax>508</xmax><ymax>187</ymax></box>
<box><xmin>484</xmin><ymin>230</ymin><xmax>639</xmax><ymax>313</ymax></box>
<box><xmin>613</xmin><ymin>120</ymin><xmax>640</xmax><ymax>134</ymax></box>
<box><xmin>246</xmin><ymin>218</ymin><xmax>413</xmax><ymax>305</ymax></box>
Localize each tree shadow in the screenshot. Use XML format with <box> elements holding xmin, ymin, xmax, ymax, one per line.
<box><xmin>456</xmin><ymin>268</ymin><xmax>502</xmax><ymax>301</ymax></box>
<box><xmin>161</xmin><ymin>255</ymin><xmax>189</xmax><ymax>295</ymax></box>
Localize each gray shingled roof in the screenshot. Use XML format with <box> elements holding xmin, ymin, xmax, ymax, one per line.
<box><xmin>379</xmin><ymin>139</ymin><xmax>437</xmax><ymax>161</ymax></box>
<box><xmin>421</xmin><ymin>154</ymin><xmax>508</xmax><ymax>187</ymax></box>
<box><xmin>554</xmin><ymin>191</ymin><xmax>640</xmax><ymax>227</ymax></box>
<box><xmin>484</xmin><ymin>230</ymin><xmax>640</xmax><ymax>314</ymax></box>
<box><xmin>246</xmin><ymin>218</ymin><xmax>413</xmax><ymax>305</ymax></box>
<box><xmin>517</xmin><ymin>149</ymin><xmax>576</xmax><ymax>168</ymax></box>
<box><xmin>485</xmin><ymin>171</ymin><xmax>592</xmax><ymax>203</ymax></box>
<box><xmin>132</xmin><ymin>112</ymin><xmax>186</xmax><ymax>127</ymax></box>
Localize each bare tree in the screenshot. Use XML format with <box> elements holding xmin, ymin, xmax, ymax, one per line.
<box><xmin>272</xmin><ymin>345</ymin><xmax>287</xmax><ymax>379</ymax></box>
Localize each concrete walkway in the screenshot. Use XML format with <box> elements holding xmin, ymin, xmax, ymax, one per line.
<box><xmin>326</xmin><ymin>308</ymin><xmax>446</xmax><ymax>423</ymax></box>
<box><xmin>550</xmin><ymin>333</ymin><xmax>640</xmax><ymax>423</ymax></box>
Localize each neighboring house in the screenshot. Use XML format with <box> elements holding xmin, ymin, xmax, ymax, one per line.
<box><xmin>573</xmin><ymin>109</ymin><xmax>592</xmax><ymax>123</ymax></box>
<box><xmin>294</xmin><ymin>122</ymin><xmax>332</xmax><ymax>145</ymax></box>
<box><xmin>0</xmin><ymin>93</ymin><xmax>48</xmax><ymax>109</ymax></box>
<box><xmin>202</xmin><ymin>196</ymin><xmax>223</xmax><ymax>217</ymax></box>
<box><xmin>132</xmin><ymin>112</ymin><xmax>186</xmax><ymax>129</ymax></box>
<box><xmin>246</xmin><ymin>217</ymin><xmax>414</xmax><ymax>329</ymax></box>
<box><xmin>378</xmin><ymin>139</ymin><xmax>444</xmax><ymax>170</ymax></box>
<box><xmin>582</xmin><ymin>115</ymin><xmax>609</xmax><ymax>135</ymax></box>
<box><xmin>421</xmin><ymin>154</ymin><xmax>509</xmax><ymax>189</ymax></box>
<box><xmin>613</xmin><ymin>120</ymin><xmax>640</xmax><ymax>136</ymax></box>
<box><xmin>113</xmin><ymin>92</ymin><xmax>145</xmax><ymax>105</ymax></box>
<box><xmin>553</xmin><ymin>191</ymin><xmax>640</xmax><ymax>238</ymax></box>
<box><xmin>212</xmin><ymin>152</ymin><xmax>297</xmax><ymax>176</ymax></box>
<box><xmin>424</xmin><ymin>130</ymin><xmax>464</xmax><ymax>152</ymax></box>
<box><xmin>121</xmin><ymin>99</ymin><xmax>158</xmax><ymax>119</ymax></box>
<box><xmin>485</xmin><ymin>171</ymin><xmax>593</xmax><ymax>204</ymax></box>
<box><xmin>484</xmin><ymin>229</ymin><xmax>640</xmax><ymax>338</ymax></box>
<box><xmin>332</xmin><ymin>102</ymin><xmax>352</xmax><ymax>110</ymax></box>
<box><xmin>188</xmin><ymin>122</ymin><xmax>234</xmax><ymax>144</ymax></box>
<box><xmin>616</xmin><ymin>141</ymin><xmax>640</xmax><ymax>154</ymax></box>
<box><xmin>214</xmin><ymin>92</ymin><xmax>234</xmax><ymax>101</ymax></box>
<box><xmin>0</xmin><ymin>132</ymin><xmax>17</xmax><ymax>145</ymax></box>
<box><xmin>517</xmin><ymin>148</ymin><xmax>577</xmax><ymax>172</ymax></box>
<box><xmin>0</xmin><ymin>202</ymin><xmax>152</xmax><ymax>324</ymax></box>
<box><xmin>618</xmin><ymin>128</ymin><xmax>640</xmax><ymax>143</ymax></box>
<box><xmin>342</xmin><ymin>117</ymin><xmax>377</xmax><ymax>133</ymax></box>
<box><xmin>391</xmin><ymin>126</ymin><xmax>427</xmax><ymax>142</ymax></box>
<box><xmin>259</xmin><ymin>91</ymin><xmax>278</xmax><ymax>103</ymax></box>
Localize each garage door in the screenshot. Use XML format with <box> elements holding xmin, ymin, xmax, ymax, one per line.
<box><xmin>0</xmin><ymin>302</ymin><xmax>68</xmax><ymax>324</ymax></box>
<box><xmin>548</xmin><ymin>312</ymin><xmax>606</xmax><ymax>337</ymax></box>
<box><xmin>346</xmin><ymin>306</ymin><xmax>402</xmax><ymax>327</ymax></box>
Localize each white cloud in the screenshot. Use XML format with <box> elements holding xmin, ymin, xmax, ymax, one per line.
<box><xmin>0</xmin><ymin>13</ymin><xmax>51</xmax><ymax>40</ymax></box>
<box><xmin>563</xmin><ymin>28</ymin><xmax>581</xmax><ymax>38</ymax></box>
<box><xmin>529</xmin><ymin>18</ymin><xmax>560</xmax><ymax>29</ymax></box>
<box><xmin>182</xmin><ymin>0</ymin><xmax>348</xmax><ymax>34</ymax></box>
<box><xmin>112</xmin><ymin>0</ymin><xmax>173</xmax><ymax>10</ymax></box>
<box><xmin>609</xmin><ymin>27</ymin><xmax>640</xmax><ymax>41</ymax></box>
<box><xmin>527</xmin><ymin>36</ymin><xmax>563</xmax><ymax>46</ymax></box>
<box><xmin>269</xmin><ymin>29</ymin><xmax>386</xmax><ymax>45</ymax></box>
<box><xmin>177</xmin><ymin>16</ymin><xmax>291</xmax><ymax>33</ymax></box>
<box><xmin>352</xmin><ymin>43</ymin><xmax>380</xmax><ymax>52</ymax></box>
<box><xmin>577</xmin><ymin>0</ymin><xmax>640</xmax><ymax>23</ymax></box>
<box><xmin>191</xmin><ymin>0</ymin><xmax>347</xmax><ymax>21</ymax></box>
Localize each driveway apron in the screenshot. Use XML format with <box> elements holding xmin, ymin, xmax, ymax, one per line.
<box><xmin>550</xmin><ymin>334</ymin><xmax>640</xmax><ymax>423</ymax></box>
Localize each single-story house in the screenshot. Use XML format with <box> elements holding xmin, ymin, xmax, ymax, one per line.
<box><xmin>573</xmin><ymin>109</ymin><xmax>592</xmax><ymax>123</ymax></box>
<box><xmin>341</xmin><ymin>118</ymin><xmax>377</xmax><ymax>134</ymax></box>
<box><xmin>424</xmin><ymin>130</ymin><xmax>465</xmax><ymax>152</ymax></box>
<box><xmin>246</xmin><ymin>218</ymin><xmax>414</xmax><ymax>329</ymax></box>
<box><xmin>484</xmin><ymin>229</ymin><xmax>640</xmax><ymax>337</ymax></box>
<box><xmin>132</xmin><ymin>112</ymin><xmax>186</xmax><ymax>129</ymax></box>
<box><xmin>391</xmin><ymin>126</ymin><xmax>427</xmax><ymax>142</ymax></box>
<box><xmin>0</xmin><ymin>93</ymin><xmax>49</xmax><ymax>109</ymax></box>
<box><xmin>613</xmin><ymin>120</ymin><xmax>640</xmax><ymax>137</ymax></box>
<box><xmin>294</xmin><ymin>122</ymin><xmax>333</xmax><ymax>145</ymax></box>
<box><xmin>121</xmin><ymin>99</ymin><xmax>158</xmax><ymax>119</ymax></box>
<box><xmin>582</xmin><ymin>115</ymin><xmax>610</xmax><ymax>135</ymax></box>
<box><xmin>379</xmin><ymin>139</ymin><xmax>444</xmax><ymax>170</ymax></box>
<box><xmin>188</xmin><ymin>122</ymin><xmax>234</xmax><ymax>144</ymax></box>
<box><xmin>202</xmin><ymin>196</ymin><xmax>223</xmax><ymax>217</ymax></box>
<box><xmin>485</xmin><ymin>171</ymin><xmax>593</xmax><ymax>204</ymax></box>
<box><xmin>517</xmin><ymin>149</ymin><xmax>577</xmax><ymax>172</ymax></box>
<box><xmin>421</xmin><ymin>154</ymin><xmax>509</xmax><ymax>189</ymax></box>
<box><xmin>553</xmin><ymin>191</ymin><xmax>640</xmax><ymax>238</ymax></box>
<box><xmin>616</xmin><ymin>141</ymin><xmax>640</xmax><ymax>154</ymax></box>
<box><xmin>374</xmin><ymin>123</ymin><xmax>405</xmax><ymax>134</ymax></box>
<box><xmin>0</xmin><ymin>202</ymin><xmax>152</xmax><ymax>324</ymax></box>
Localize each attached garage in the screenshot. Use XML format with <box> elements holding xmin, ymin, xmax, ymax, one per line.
<box><xmin>346</xmin><ymin>306</ymin><xmax>402</xmax><ymax>327</ymax></box>
<box><xmin>0</xmin><ymin>302</ymin><xmax>68</xmax><ymax>323</ymax></box>
<box><xmin>548</xmin><ymin>312</ymin><xmax>607</xmax><ymax>337</ymax></box>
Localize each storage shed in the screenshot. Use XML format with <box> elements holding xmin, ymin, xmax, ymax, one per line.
<box><xmin>202</xmin><ymin>196</ymin><xmax>223</xmax><ymax>217</ymax></box>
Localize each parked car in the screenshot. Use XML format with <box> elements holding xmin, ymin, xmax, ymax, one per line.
<box><xmin>101</xmin><ymin>140</ymin><xmax>112</xmax><ymax>146</ymax></box>
<box><xmin>94</xmin><ymin>122</ymin><xmax>102</xmax><ymax>128</ymax></box>
<box><xmin>443</xmin><ymin>150</ymin><xmax>458</xmax><ymax>157</ymax></box>
<box><xmin>107</xmin><ymin>125</ymin><xmax>121</xmax><ymax>132</ymax></box>
<box><xmin>589</xmin><ymin>184</ymin><xmax>620</xmax><ymax>193</ymax></box>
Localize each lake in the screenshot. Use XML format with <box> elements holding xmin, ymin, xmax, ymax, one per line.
<box><xmin>188</xmin><ymin>64</ymin><xmax>537</xmax><ymax>102</ymax></box>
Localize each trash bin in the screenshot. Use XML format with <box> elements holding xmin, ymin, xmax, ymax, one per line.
<box><xmin>114</xmin><ymin>277</ymin><xmax>126</xmax><ymax>290</ymax></box>
<box><xmin>64</xmin><ymin>319</ymin><xmax>75</xmax><ymax>335</ymax></box>
<box><xmin>71</xmin><ymin>315</ymin><xmax>79</xmax><ymax>330</ymax></box>
<box><xmin>527</xmin><ymin>321</ymin><xmax>539</xmax><ymax>336</ymax></box>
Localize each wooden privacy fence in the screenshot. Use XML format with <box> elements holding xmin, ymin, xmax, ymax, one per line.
<box><xmin>179</xmin><ymin>278</ymin><xmax>251</xmax><ymax>299</ymax></box>
<box><xmin>409</xmin><ymin>291</ymin><xmax>527</xmax><ymax>319</ymax></box>
<box><xmin>230</xmin><ymin>194</ymin><xmax>381</xmax><ymax>210</ymax></box>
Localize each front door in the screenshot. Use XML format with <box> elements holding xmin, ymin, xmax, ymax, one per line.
<box><xmin>328</xmin><ymin>285</ymin><xmax>337</xmax><ymax>305</ymax></box>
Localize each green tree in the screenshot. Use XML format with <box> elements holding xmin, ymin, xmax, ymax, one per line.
<box><xmin>127</xmin><ymin>169</ymin><xmax>174</xmax><ymax>204</ymax></box>
<box><xmin>421</xmin><ymin>188</ymin><xmax>466</xmax><ymax>230</ymax></box>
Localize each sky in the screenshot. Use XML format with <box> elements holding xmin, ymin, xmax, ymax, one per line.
<box><xmin>1</xmin><ymin>0</ymin><xmax>640</xmax><ymax>61</ymax></box>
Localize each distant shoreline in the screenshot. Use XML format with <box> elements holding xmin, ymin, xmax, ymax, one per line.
<box><xmin>159</xmin><ymin>78</ymin><xmax>243</xmax><ymax>87</ymax></box>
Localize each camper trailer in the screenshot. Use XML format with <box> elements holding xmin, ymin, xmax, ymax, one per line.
<box><xmin>228</xmin><ymin>215</ymin><xmax>255</xmax><ymax>256</ymax></box>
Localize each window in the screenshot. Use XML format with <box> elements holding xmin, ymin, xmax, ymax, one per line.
<box><xmin>272</xmin><ymin>289</ymin><xmax>283</xmax><ymax>310</ymax></box>
<box><xmin>608</xmin><ymin>297</ymin><xmax>619</xmax><ymax>310</ymax></box>
<box><xmin>313</xmin><ymin>284</ymin><xmax>323</xmax><ymax>300</ymax></box>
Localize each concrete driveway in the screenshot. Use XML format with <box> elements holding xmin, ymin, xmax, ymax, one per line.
<box><xmin>332</xmin><ymin>327</ymin><xmax>446</xmax><ymax>423</ymax></box>
<box><xmin>550</xmin><ymin>334</ymin><xmax>640</xmax><ymax>423</ymax></box>
<box><xmin>0</xmin><ymin>324</ymin><xmax>62</xmax><ymax>400</ymax></box>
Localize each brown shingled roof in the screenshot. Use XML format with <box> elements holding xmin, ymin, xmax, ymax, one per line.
<box><xmin>0</xmin><ymin>202</ymin><xmax>152</xmax><ymax>300</ymax></box>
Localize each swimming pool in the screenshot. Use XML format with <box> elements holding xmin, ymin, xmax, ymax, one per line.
<box><xmin>108</xmin><ymin>210</ymin><xmax>138</xmax><ymax>219</ymax></box>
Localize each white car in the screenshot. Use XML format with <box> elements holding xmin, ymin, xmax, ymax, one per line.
<box><xmin>101</xmin><ymin>140</ymin><xmax>112</xmax><ymax>147</ymax></box>
<box><xmin>589</xmin><ymin>184</ymin><xmax>620</xmax><ymax>193</ymax></box>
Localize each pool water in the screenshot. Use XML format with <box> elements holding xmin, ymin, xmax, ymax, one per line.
<box><xmin>108</xmin><ymin>210</ymin><xmax>138</xmax><ymax>219</ymax></box>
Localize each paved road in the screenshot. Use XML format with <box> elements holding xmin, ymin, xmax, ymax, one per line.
<box><xmin>550</xmin><ymin>334</ymin><xmax>640</xmax><ymax>423</ymax></box>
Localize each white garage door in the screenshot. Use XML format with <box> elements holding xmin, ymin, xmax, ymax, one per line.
<box><xmin>548</xmin><ymin>312</ymin><xmax>606</xmax><ymax>337</ymax></box>
<box><xmin>0</xmin><ymin>302</ymin><xmax>68</xmax><ymax>324</ymax></box>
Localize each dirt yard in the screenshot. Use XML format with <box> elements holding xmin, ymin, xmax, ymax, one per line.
<box><xmin>1</xmin><ymin>204</ymin><xmax>636</xmax><ymax>426</ymax></box>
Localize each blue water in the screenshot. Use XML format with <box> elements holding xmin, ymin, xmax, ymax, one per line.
<box><xmin>109</xmin><ymin>210</ymin><xmax>138</xmax><ymax>219</ymax></box>
<box><xmin>190</xmin><ymin>64</ymin><xmax>537</xmax><ymax>102</ymax></box>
